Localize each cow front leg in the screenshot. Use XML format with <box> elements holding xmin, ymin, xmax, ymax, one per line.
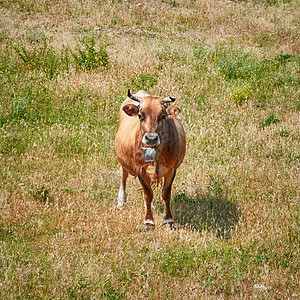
<box><xmin>162</xmin><ymin>169</ymin><xmax>176</xmax><ymax>228</ymax></box>
<box><xmin>117</xmin><ymin>167</ymin><xmax>128</xmax><ymax>207</ymax></box>
<box><xmin>138</xmin><ymin>172</ymin><xmax>154</xmax><ymax>229</ymax></box>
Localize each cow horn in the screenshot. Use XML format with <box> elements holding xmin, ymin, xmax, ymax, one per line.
<box><xmin>128</xmin><ymin>89</ymin><xmax>141</xmax><ymax>103</ymax></box>
<box><xmin>162</xmin><ymin>97</ymin><xmax>176</xmax><ymax>104</ymax></box>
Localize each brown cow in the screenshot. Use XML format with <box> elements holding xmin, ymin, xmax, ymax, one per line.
<box><xmin>115</xmin><ymin>90</ymin><xmax>186</xmax><ymax>229</ymax></box>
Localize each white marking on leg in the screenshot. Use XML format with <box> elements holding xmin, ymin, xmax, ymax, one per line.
<box><xmin>144</xmin><ymin>219</ymin><xmax>155</xmax><ymax>225</ymax></box>
<box><xmin>117</xmin><ymin>187</ymin><xmax>127</xmax><ymax>207</ymax></box>
<box><xmin>163</xmin><ymin>219</ymin><xmax>174</xmax><ymax>225</ymax></box>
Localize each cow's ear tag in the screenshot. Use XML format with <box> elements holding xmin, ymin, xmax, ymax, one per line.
<box><xmin>166</xmin><ymin>106</ymin><xmax>181</xmax><ymax>118</ymax></box>
<box><xmin>123</xmin><ymin>104</ymin><xmax>139</xmax><ymax>116</ymax></box>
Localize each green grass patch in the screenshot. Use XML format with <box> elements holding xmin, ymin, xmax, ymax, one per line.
<box><xmin>12</xmin><ymin>35</ymin><xmax>109</xmax><ymax>79</ymax></box>
<box><xmin>260</xmin><ymin>113</ymin><xmax>281</xmax><ymax>128</ymax></box>
<box><xmin>13</xmin><ymin>39</ymin><xmax>69</xmax><ymax>79</ymax></box>
<box><xmin>192</xmin><ymin>45</ymin><xmax>300</xmax><ymax>109</ymax></box>
<box><xmin>127</xmin><ymin>72</ymin><xmax>159</xmax><ymax>91</ymax></box>
<box><xmin>70</xmin><ymin>35</ymin><xmax>109</xmax><ymax>70</ymax></box>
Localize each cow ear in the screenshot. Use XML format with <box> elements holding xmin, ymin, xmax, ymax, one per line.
<box><xmin>166</xmin><ymin>106</ymin><xmax>181</xmax><ymax>118</ymax></box>
<box><xmin>123</xmin><ymin>104</ymin><xmax>139</xmax><ymax>116</ymax></box>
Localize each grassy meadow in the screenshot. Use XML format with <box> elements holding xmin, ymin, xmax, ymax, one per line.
<box><xmin>0</xmin><ymin>0</ymin><xmax>299</xmax><ymax>298</ymax></box>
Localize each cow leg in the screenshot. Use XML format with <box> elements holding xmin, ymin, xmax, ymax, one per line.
<box><xmin>162</xmin><ymin>169</ymin><xmax>176</xmax><ymax>227</ymax></box>
<box><xmin>117</xmin><ymin>167</ymin><xmax>128</xmax><ymax>207</ymax></box>
<box><xmin>138</xmin><ymin>172</ymin><xmax>155</xmax><ymax>229</ymax></box>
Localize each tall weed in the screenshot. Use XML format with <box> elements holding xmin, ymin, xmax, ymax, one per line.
<box><xmin>70</xmin><ymin>35</ymin><xmax>109</xmax><ymax>70</ymax></box>
<box><xmin>13</xmin><ymin>39</ymin><xmax>63</xmax><ymax>79</ymax></box>
<box><xmin>13</xmin><ymin>36</ymin><xmax>109</xmax><ymax>78</ymax></box>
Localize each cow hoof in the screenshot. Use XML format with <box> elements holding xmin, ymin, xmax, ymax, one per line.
<box><xmin>143</xmin><ymin>222</ymin><xmax>155</xmax><ymax>231</ymax></box>
<box><xmin>117</xmin><ymin>202</ymin><xmax>126</xmax><ymax>209</ymax></box>
<box><xmin>163</xmin><ymin>221</ymin><xmax>176</xmax><ymax>230</ymax></box>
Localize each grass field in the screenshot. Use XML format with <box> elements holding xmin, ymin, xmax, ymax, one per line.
<box><xmin>0</xmin><ymin>0</ymin><xmax>299</xmax><ymax>298</ymax></box>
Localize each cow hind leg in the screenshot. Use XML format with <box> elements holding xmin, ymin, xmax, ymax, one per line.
<box><xmin>117</xmin><ymin>167</ymin><xmax>128</xmax><ymax>207</ymax></box>
<box><xmin>162</xmin><ymin>169</ymin><xmax>176</xmax><ymax>228</ymax></box>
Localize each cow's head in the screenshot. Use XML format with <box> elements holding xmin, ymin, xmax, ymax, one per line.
<box><xmin>123</xmin><ymin>90</ymin><xmax>180</xmax><ymax>146</ymax></box>
<box><xmin>123</xmin><ymin>89</ymin><xmax>181</xmax><ymax>147</ymax></box>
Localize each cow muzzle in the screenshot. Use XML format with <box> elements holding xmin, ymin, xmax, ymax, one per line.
<box><xmin>142</xmin><ymin>146</ymin><xmax>158</xmax><ymax>162</ymax></box>
<box><xmin>142</xmin><ymin>133</ymin><xmax>160</xmax><ymax>146</ymax></box>
<box><xmin>141</xmin><ymin>134</ymin><xmax>160</xmax><ymax>162</ymax></box>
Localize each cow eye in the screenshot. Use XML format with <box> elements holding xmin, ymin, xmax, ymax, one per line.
<box><xmin>138</xmin><ymin>114</ymin><xmax>145</xmax><ymax>121</ymax></box>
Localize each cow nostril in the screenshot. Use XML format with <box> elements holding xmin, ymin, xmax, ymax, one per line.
<box><xmin>147</xmin><ymin>134</ymin><xmax>157</xmax><ymax>141</ymax></box>
<box><xmin>143</xmin><ymin>134</ymin><xmax>160</xmax><ymax>145</ymax></box>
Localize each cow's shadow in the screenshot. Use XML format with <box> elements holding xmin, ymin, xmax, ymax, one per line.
<box><xmin>171</xmin><ymin>190</ymin><xmax>240</xmax><ymax>239</ymax></box>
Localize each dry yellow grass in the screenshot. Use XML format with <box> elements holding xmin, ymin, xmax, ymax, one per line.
<box><xmin>0</xmin><ymin>0</ymin><xmax>299</xmax><ymax>299</ymax></box>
